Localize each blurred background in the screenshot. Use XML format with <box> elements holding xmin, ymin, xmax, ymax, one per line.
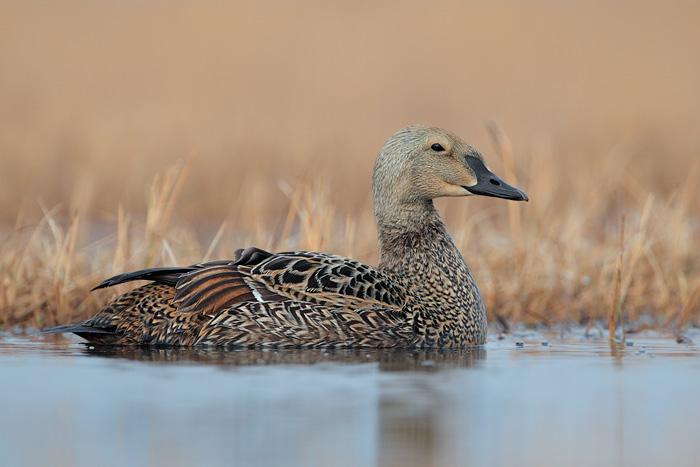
<box><xmin>1</xmin><ymin>0</ymin><xmax>699</xmax><ymax>326</ymax></box>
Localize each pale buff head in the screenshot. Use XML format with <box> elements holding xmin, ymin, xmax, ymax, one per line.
<box><xmin>372</xmin><ymin>125</ymin><xmax>528</xmax><ymax>216</ymax></box>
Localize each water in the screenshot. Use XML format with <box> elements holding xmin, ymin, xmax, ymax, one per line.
<box><xmin>1</xmin><ymin>331</ymin><xmax>699</xmax><ymax>467</ymax></box>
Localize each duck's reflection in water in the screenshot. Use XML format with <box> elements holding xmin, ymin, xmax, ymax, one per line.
<box><xmin>81</xmin><ymin>344</ymin><xmax>486</xmax><ymax>371</ymax></box>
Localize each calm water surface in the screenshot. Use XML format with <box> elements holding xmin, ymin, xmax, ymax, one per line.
<box><xmin>1</xmin><ymin>330</ymin><xmax>699</xmax><ymax>467</ymax></box>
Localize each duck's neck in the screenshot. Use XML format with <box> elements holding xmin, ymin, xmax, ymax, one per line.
<box><xmin>375</xmin><ymin>199</ymin><xmax>458</xmax><ymax>273</ymax></box>
<box><xmin>375</xmin><ymin>198</ymin><xmax>487</xmax><ymax>347</ymax></box>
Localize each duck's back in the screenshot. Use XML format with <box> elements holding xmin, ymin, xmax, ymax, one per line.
<box><xmin>57</xmin><ymin>248</ymin><xmax>414</xmax><ymax>347</ymax></box>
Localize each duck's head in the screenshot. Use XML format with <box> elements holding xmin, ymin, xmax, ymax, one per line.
<box><xmin>373</xmin><ymin>125</ymin><xmax>528</xmax><ymax>207</ymax></box>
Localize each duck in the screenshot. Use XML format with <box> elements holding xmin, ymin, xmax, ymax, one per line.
<box><xmin>46</xmin><ymin>125</ymin><xmax>528</xmax><ymax>348</ymax></box>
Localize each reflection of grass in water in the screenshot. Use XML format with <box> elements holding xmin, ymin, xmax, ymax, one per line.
<box><xmin>1</xmin><ymin>0</ymin><xmax>699</xmax><ymax>330</ymax></box>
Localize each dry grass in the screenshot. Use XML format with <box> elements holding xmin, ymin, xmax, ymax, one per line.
<box><xmin>1</xmin><ymin>0</ymin><xmax>699</xmax><ymax>332</ymax></box>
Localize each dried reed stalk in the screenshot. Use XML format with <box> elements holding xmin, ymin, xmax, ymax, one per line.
<box><xmin>486</xmin><ymin>120</ymin><xmax>523</xmax><ymax>247</ymax></box>
<box><xmin>608</xmin><ymin>217</ymin><xmax>625</xmax><ymax>342</ymax></box>
<box><xmin>675</xmin><ymin>280</ymin><xmax>700</xmax><ymax>332</ymax></box>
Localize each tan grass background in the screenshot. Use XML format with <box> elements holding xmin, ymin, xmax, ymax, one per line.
<box><xmin>1</xmin><ymin>0</ymin><xmax>699</xmax><ymax>332</ymax></box>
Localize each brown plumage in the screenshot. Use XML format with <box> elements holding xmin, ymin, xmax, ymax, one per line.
<box><xmin>46</xmin><ymin>125</ymin><xmax>528</xmax><ymax>348</ymax></box>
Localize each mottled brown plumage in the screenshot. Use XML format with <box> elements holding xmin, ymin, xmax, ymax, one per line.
<box><xmin>46</xmin><ymin>125</ymin><xmax>528</xmax><ymax>348</ymax></box>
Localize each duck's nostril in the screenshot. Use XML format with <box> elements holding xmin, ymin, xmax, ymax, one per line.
<box><xmin>490</xmin><ymin>179</ymin><xmax>501</xmax><ymax>186</ymax></box>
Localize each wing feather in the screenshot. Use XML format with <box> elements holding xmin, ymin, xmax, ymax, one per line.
<box><xmin>169</xmin><ymin>250</ymin><xmax>407</xmax><ymax>319</ymax></box>
<box><xmin>248</xmin><ymin>252</ymin><xmax>407</xmax><ymax>308</ymax></box>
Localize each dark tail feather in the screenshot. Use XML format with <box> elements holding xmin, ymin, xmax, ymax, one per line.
<box><xmin>91</xmin><ymin>266</ymin><xmax>200</xmax><ymax>291</ymax></box>
<box><xmin>43</xmin><ymin>324</ymin><xmax>113</xmax><ymax>335</ymax></box>
<box><xmin>43</xmin><ymin>324</ymin><xmax>119</xmax><ymax>344</ymax></box>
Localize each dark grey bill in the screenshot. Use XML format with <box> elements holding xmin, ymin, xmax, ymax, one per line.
<box><xmin>463</xmin><ymin>157</ymin><xmax>529</xmax><ymax>201</ymax></box>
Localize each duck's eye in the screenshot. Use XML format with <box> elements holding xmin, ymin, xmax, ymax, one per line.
<box><xmin>431</xmin><ymin>143</ymin><xmax>445</xmax><ymax>152</ymax></box>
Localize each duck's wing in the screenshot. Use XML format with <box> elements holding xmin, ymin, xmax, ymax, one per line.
<box><xmin>58</xmin><ymin>247</ymin><xmax>411</xmax><ymax>347</ymax></box>
<box><xmin>172</xmin><ymin>247</ymin><xmax>408</xmax><ymax>317</ymax></box>
<box><xmin>171</xmin><ymin>248</ymin><xmax>413</xmax><ymax>347</ymax></box>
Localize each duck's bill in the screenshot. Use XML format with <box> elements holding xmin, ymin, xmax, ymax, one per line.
<box><xmin>463</xmin><ymin>157</ymin><xmax>529</xmax><ymax>201</ymax></box>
